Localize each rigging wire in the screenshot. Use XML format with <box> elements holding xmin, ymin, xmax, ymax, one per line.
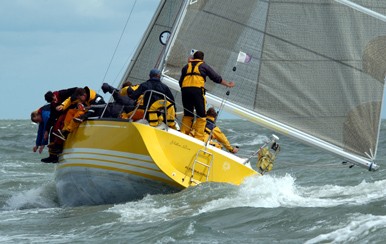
<box><xmin>101</xmin><ymin>0</ymin><xmax>138</xmax><ymax>86</ymax></box>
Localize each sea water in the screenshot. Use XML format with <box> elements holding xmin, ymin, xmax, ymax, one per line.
<box><xmin>1</xmin><ymin>119</ymin><xmax>386</xmax><ymax>243</ymax></box>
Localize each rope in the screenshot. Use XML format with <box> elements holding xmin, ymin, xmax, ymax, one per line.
<box><xmin>216</xmin><ymin>90</ymin><xmax>230</xmax><ymax>120</ymax></box>
<box><xmin>101</xmin><ymin>0</ymin><xmax>138</xmax><ymax>85</ymax></box>
<box><xmin>278</xmin><ymin>162</ymin><xmax>350</xmax><ymax>169</ymax></box>
<box><xmin>205</xmin><ymin>90</ymin><xmax>230</xmax><ymax>149</ymax></box>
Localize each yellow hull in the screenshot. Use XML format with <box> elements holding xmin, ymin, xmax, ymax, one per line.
<box><xmin>55</xmin><ymin>119</ymin><xmax>259</xmax><ymax>206</ymax></box>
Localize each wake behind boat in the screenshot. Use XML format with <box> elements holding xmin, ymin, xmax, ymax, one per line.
<box><xmin>54</xmin><ymin>0</ymin><xmax>385</xmax><ymax>206</ymax></box>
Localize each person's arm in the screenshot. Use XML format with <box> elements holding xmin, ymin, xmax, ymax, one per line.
<box><xmin>212</xmin><ymin>126</ymin><xmax>238</xmax><ymax>153</ymax></box>
<box><xmin>35</xmin><ymin>122</ymin><xmax>45</xmax><ymax>150</ymax></box>
<box><xmin>165</xmin><ymin>87</ymin><xmax>175</xmax><ymax>102</ymax></box>
<box><xmin>202</xmin><ymin>63</ymin><xmax>234</xmax><ymax>88</ymax></box>
<box><xmin>56</xmin><ymin>96</ymin><xmax>72</xmax><ymax>111</ymax></box>
<box><xmin>220</xmin><ymin>79</ymin><xmax>235</xmax><ymax>88</ymax></box>
<box><xmin>164</xmin><ymin>87</ymin><xmax>176</xmax><ymax>112</ymax></box>
<box><xmin>113</xmin><ymin>92</ymin><xmax>135</xmax><ymax>106</ymax></box>
<box><xmin>34</xmin><ymin>113</ymin><xmax>49</xmax><ymax>153</ymax></box>
<box><xmin>41</xmin><ymin>110</ymin><xmax>50</xmax><ymax>145</ymax></box>
<box><xmin>179</xmin><ymin>66</ymin><xmax>187</xmax><ymax>87</ymax></box>
<box><xmin>44</xmin><ymin>106</ymin><xmax>55</xmax><ymax>134</ymax></box>
<box><xmin>33</xmin><ymin>125</ymin><xmax>41</xmax><ymax>152</ymax></box>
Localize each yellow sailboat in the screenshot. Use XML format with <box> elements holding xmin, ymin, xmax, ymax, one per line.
<box><xmin>55</xmin><ymin>0</ymin><xmax>385</xmax><ymax>206</ymax></box>
<box><xmin>56</xmin><ymin>118</ymin><xmax>276</xmax><ymax>206</ymax></box>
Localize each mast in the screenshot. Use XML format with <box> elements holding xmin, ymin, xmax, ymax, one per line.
<box><xmin>158</xmin><ymin>0</ymin><xmax>191</xmax><ymax>71</ymax></box>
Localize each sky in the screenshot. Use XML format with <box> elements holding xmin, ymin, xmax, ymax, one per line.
<box><xmin>1</xmin><ymin>0</ymin><xmax>160</xmax><ymax>119</ymax></box>
<box><xmin>1</xmin><ymin>0</ymin><xmax>385</xmax><ymax>120</ymax></box>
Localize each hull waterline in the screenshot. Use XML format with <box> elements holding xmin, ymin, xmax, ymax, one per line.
<box><xmin>55</xmin><ymin>119</ymin><xmax>258</xmax><ymax>206</ymax></box>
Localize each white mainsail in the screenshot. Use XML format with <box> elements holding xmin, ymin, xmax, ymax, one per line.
<box><xmin>156</xmin><ymin>0</ymin><xmax>385</xmax><ymax>170</ymax></box>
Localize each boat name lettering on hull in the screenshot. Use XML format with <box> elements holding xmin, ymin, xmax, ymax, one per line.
<box><xmin>170</xmin><ymin>140</ymin><xmax>191</xmax><ymax>150</ymax></box>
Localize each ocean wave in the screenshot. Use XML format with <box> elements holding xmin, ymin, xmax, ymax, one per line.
<box><xmin>108</xmin><ymin>174</ymin><xmax>386</xmax><ymax>226</ymax></box>
<box><xmin>305</xmin><ymin>214</ymin><xmax>386</xmax><ymax>244</ymax></box>
<box><xmin>2</xmin><ymin>183</ymin><xmax>58</xmax><ymax>210</ymax></box>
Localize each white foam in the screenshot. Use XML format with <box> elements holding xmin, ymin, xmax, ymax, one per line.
<box><xmin>236</xmin><ymin>134</ymin><xmax>268</xmax><ymax>147</ymax></box>
<box><xmin>108</xmin><ymin>175</ymin><xmax>386</xmax><ymax>224</ymax></box>
<box><xmin>3</xmin><ymin>184</ymin><xmax>57</xmax><ymax>210</ymax></box>
<box><xmin>305</xmin><ymin>214</ymin><xmax>386</xmax><ymax>244</ymax></box>
<box><xmin>198</xmin><ymin>174</ymin><xmax>305</xmax><ymax>213</ymax></box>
<box><xmin>155</xmin><ymin>236</ymin><xmax>176</xmax><ymax>243</ymax></box>
<box><xmin>301</xmin><ymin>179</ymin><xmax>386</xmax><ymax>205</ymax></box>
<box><xmin>107</xmin><ymin>195</ymin><xmax>179</xmax><ymax>223</ymax></box>
<box><xmin>200</xmin><ymin>175</ymin><xmax>386</xmax><ymax>212</ymax></box>
<box><xmin>185</xmin><ymin>221</ymin><xmax>196</xmax><ymax>236</ymax></box>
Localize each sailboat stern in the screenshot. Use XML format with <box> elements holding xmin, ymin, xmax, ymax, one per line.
<box><xmin>55</xmin><ymin>120</ymin><xmax>183</xmax><ymax>206</ymax></box>
<box><xmin>131</xmin><ymin>122</ymin><xmax>259</xmax><ymax>187</ymax></box>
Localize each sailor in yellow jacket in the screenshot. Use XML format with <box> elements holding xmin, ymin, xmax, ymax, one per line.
<box><xmin>179</xmin><ymin>51</ymin><xmax>235</xmax><ymax>141</ymax></box>
<box><xmin>193</xmin><ymin>107</ymin><xmax>239</xmax><ymax>153</ymax></box>
<box><xmin>55</xmin><ymin>87</ymin><xmax>105</xmax><ymax>139</ymax></box>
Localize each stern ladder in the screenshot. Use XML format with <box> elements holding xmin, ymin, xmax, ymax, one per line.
<box><xmin>190</xmin><ymin>149</ymin><xmax>213</xmax><ymax>184</ymax></box>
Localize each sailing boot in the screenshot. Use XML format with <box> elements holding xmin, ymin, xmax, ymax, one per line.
<box><xmin>180</xmin><ymin>116</ymin><xmax>194</xmax><ymax>135</ymax></box>
<box><xmin>193</xmin><ymin>117</ymin><xmax>206</xmax><ymax>141</ymax></box>
<box><xmin>41</xmin><ymin>154</ymin><xmax>59</xmax><ymax>163</ymax></box>
<box><xmin>101</xmin><ymin>83</ymin><xmax>118</xmax><ymax>94</ymax></box>
<box><xmin>49</xmin><ymin>140</ymin><xmax>63</xmax><ymax>154</ymax></box>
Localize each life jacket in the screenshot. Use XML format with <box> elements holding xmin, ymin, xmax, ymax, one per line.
<box><xmin>203</xmin><ymin>116</ymin><xmax>222</xmax><ymax>149</ymax></box>
<box><xmin>204</xmin><ymin>117</ymin><xmax>216</xmax><ymax>134</ymax></box>
<box><xmin>119</xmin><ymin>85</ymin><xmax>147</xmax><ymax>120</ymax></box>
<box><xmin>120</xmin><ymin>84</ymin><xmax>139</xmax><ymax>96</ymax></box>
<box><xmin>181</xmin><ymin>59</ymin><xmax>205</xmax><ymax>88</ymax></box>
<box><xmin>61</xmin><ymin>87</ymin><xmax>105</xmax><ymax>112</ymax></box>
<box><xmin>147</xmin><ymin>99</ymin><xmax>176</xmax><ymax>129</ymax></box>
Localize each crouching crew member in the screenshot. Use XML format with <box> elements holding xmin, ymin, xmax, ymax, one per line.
<box><xmin>203</xmin><ymin>107</ymin><xmax>238</xmax><ymax>154</ymax></box>
<box><xmin>55</xmin><ymin>86</ymin><xmax>105</xmax><ymax>140</ymax></box>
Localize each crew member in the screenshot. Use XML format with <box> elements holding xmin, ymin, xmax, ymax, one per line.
<box><xmin>179</xmin><ymin>51</ymin><xmax>234</xmax><ymax>141</ymax></box>
<box><xmin>199</xmin><ymin>107</ymin><xmax>239</xmax><ymax>153</ymax></box>
<box><xmin>55</xmin><ymin>87</ymin><xmax>105</xmax><ymax>140</ymax></box>
<box><xmin>31</xmin><ymin>104</ymin><xmax>57</xmax><ymax>162</ymax></box>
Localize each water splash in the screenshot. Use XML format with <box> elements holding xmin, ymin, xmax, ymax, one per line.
<box><xmin>305</xmin><ymin>214</ymin><xmax>386</xmax><ymax>244</ymax></box>
<box><xmin>217</xmin><ymin>175</ymin><xmax>386</xmax><ymax>209</ymax></box>
<box><xmin>108</xmin><ymin>174</ymin><xmax>386</xmax><ymax>224</ymax></box>
<box><xmin>3</xmin><ymin>184</ymin><xmax>58</xmax><ymax>210</ymax></box>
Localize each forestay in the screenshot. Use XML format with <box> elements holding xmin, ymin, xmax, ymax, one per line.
<box><xmin>158</xmin><ymin>0</ymin><xmax>386</xmax><ymax>170</ymax></box>
<box><xmin>120</xmin><ymin>0</ymin><xmax>184</xmax><ymax>85</ymax></box>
